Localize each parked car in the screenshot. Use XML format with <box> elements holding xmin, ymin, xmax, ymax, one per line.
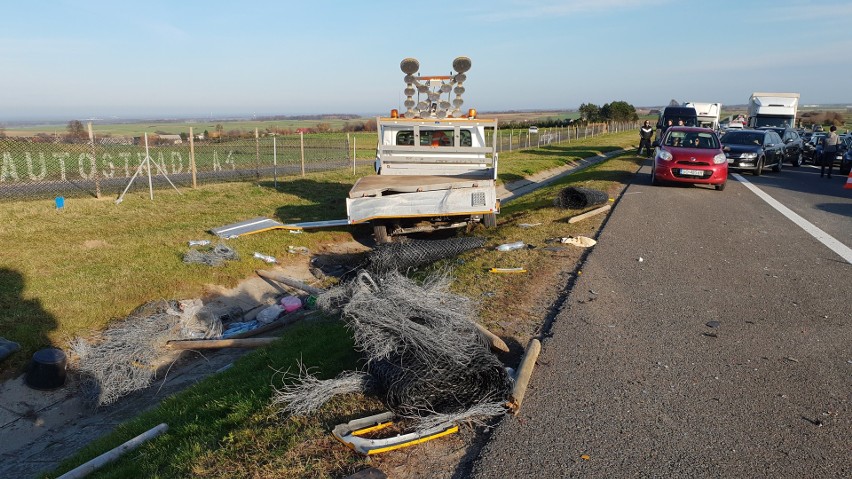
<box><xmin>720</xmin><ymin>129</ymin><xmax>785</xmax><ymax>175</ymax></box>
<box><xmin>758</xmin><ymin>127</ymin><xmax>804</xmax><ymax>166</ymax></box>
<box><xmin>803</xmin><ymin>132</ymin><xmax>827</xmax><ymax>164</ymax></box>
<box><xmin>650</xmin><ymin>126</ymin><xmax>728</xmax><ymax>190</ymax></box>
<box><xmin>841</xmin><ymin>141</ymin><xmax>852</xmax><ymax>175</ymax></box>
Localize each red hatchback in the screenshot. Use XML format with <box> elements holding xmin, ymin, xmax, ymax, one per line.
<box><xmin>651</xmin><ymin>126</ymin><xmax>728</xmax><ymax>191</ymax></box>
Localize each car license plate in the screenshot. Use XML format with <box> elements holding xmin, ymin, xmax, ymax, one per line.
<box><xmin>681</xmin><ymin>169</ymin><xmax>703</xmax><ymax>176</ymax></box>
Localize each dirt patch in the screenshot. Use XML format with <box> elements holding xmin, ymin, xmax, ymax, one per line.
<box><xmin>81</xmin><ymin>239</ymin><xmax>110</xmax><ymax>249</ymax></box>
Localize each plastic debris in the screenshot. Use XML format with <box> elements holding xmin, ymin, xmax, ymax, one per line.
<box><xmin>560</xmin><ymin>236</ymin><xmax>597</xmax><ymax>247</ymax></box>
<box><xmin>496</xmin><ymin>241</ymin><xmax>526</xmax><ymax>251</ymax></box>
<box><xmin>253</xmin><ymin>252</ymin><xmax>277</xmax><ymax>263</ymax></box>
<box><xmin>287</xmin><ymin>246</ymin><xmax>310</xmax><ymax>255</ymax></box>
<box><xmin>0</xmin><ymin>337</ymin><xmax>21</xmax><ymax>362</ymax></box>
<box><xmin>188</xmin><ymin>240</ymin><xmax>211</xmax><ymax>247</ymax></box>
<box><xmin>256</xmin><ymin>304</ymin><xmax>285</xmax><ymax>324</ymax></box>
<box><xmin>280</xmin><ymin>296</ymin><xmax>302</xmax><ymax>313</ymax></box>
<box><xmin>706</xmin><ymin>321</ymin><xmax>720</xmax><ymax>328</ymax></box>
<box><xmin>518</xmin><ymin>223</ymin><xmax>541</xmax><ymax>228</ymax></box>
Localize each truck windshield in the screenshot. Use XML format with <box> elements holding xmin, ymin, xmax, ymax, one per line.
<box><xmin>752</xmin><ymin>116</ymin><xmax>793</xmax><ymax>128</ymax></box>
<box><xmin>396</xmin><ymin>130</ymin><xmax>472</xmax><ymax>147</ymax></box>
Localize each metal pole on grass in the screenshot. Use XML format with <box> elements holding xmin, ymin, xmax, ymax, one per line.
<box><xmin>300</xmin><ymin>131</ymin><xmax>305</xmax><ymax>177</ymax></box>
<box><xmin>145</xmin><ymin>133</ymin><xmax>153</xmax><ymax>200</ymax></box>
<box><xmin>353</xmin><ymin>135</ymin><xmax>357</xmax><ymax>176</ymax></box>
<box><xmin>255</xmin><ymin>128</ymin><xmax>260</xmax><ymax>179</ymax></box>
<box><xmin>189</xmin><ymin>127</ymin><xmax>196</xmax><ymax>189</ymax></box>
<box><xmin>273</xmin><ymin>135</ymin><xmax>277</xmax><ymax>189</ymax></box>
<box><xmin>88</xmin><ymin>122</ymin><xmax>101</xmax><ymax>198</ymax></box>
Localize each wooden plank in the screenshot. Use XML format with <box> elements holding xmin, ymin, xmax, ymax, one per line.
<box><xmin>567</xmin><ymin>204</ymin><xmax>611</xmax><ymax>224</ymax></box>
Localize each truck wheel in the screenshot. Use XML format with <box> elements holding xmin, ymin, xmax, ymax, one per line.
<box><xmin>372</xmin><ymin>222</ymin><xmax>391</xmax><ymax>244</ymax></box>
<box><xmin>483</xmin><ymin>213</ymin><xmax>497</xmax><ymax>228</ymax></box>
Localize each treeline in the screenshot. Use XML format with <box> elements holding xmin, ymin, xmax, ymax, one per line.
<box><xmin>578</xmin><ymin>101</ymin><xmax>639</xmax><ymax>123</ymax></box>
<box><xmin>799</xmin><ymin>111</ymin><xmax>845</xmax><ymax>128</ymax></box>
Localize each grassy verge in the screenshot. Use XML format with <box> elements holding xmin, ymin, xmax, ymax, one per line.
<box><xmin>45</xmin><ymin>149</ymin><xmax>645</xmax><ymax>479</ymax></box>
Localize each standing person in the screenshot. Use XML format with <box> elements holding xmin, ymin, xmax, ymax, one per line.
<box><xmin>820</xmin><ymin>125</ymin><xmax>840</xmax><ymax>178</ymax></box>
<box><xmin>638</xmin><ymin>121</ymin><xmax>654</xmax><ymax>157</ymax></box>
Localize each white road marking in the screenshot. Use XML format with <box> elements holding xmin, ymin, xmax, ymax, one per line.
<box><xmin>731</xmin><ymin>173</ymin><xmax>852</xmax><ymax>264</ymax></box>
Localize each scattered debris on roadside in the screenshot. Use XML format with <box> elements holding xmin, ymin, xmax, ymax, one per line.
<box><xmin>368</xmin><ymin>237</ymin><xmax>485</xmax><ymax>273</ymax></box>
<box><xmin>273</xmin><ymin>269</ymin><xmax>520</xmax><ymax>453</ymax></box>
<box><xmin>182</xmin><ymin>243</ymin><xmax>239</xmax><ymax>266</ymax></box>
<box><xmin>553</xmin><ymin>186</ymin><xmax>609</xmax><ymax>209</ymax></box>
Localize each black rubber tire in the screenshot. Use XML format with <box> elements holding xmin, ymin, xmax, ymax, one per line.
<box><xmin>651</xmin><ymin>165</ymin><xmax>660</xmax><ymax>186</ymax></box>
<box><xmin>772</xmin><ymin>156</ymin><xmax>782</xmax><ymax>173</ymax></box>
<box><xmin>372</xmin><ymin>221</ymin><xmax>391</xmax><ymax>244</ymax></box>
<box><xmin>792</xmin><ymin>152</ymin><xmax>802</xmax><ymax>167</ymax></box>
<box><xmin>483</xmin><ymin>213</ymin><xmax>497</xmax><ymax>228</ymax></box>
<box><xmin>754</xmin><ymin>158</ymin><xmax>764</xmax><ymax>176</ymax></box>
<box><xmin>715</xmin><ymin>181</ymin><xmax>726</xmax><ymax>191</ymax></box>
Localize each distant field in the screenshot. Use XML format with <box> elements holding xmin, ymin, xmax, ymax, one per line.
<box><xmin>1</xmin><ymin>111</ymin><xmax>580</xmax><ymax>137</ymax></box>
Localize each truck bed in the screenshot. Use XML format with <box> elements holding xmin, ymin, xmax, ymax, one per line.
<box><xmin>348</xmin><ymin>174</ymin><xmax>492</xmax><ymax>199</ymax></box>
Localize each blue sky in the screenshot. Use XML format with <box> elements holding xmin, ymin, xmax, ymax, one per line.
<box><xmin>2</xmin><ymin>0</ymin><xmax>850</xmax><ymax>121</ymax></box>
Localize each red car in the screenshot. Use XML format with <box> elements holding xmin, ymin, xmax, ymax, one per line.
<box><xmin>651</xmin><ymin>126</ymin><xmax>728</xmax><ymax>191</ymax></box>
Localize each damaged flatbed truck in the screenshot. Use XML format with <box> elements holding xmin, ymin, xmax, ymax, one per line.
<box><xmin>346</xmin><ymin>57</ymin><xmax>499</xmax><ymax>243</ymax></box>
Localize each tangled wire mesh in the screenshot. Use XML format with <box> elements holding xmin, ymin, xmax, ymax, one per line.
<box><xmin>275</xmin><ymin>270</ymin><xmax>511</xmax><ymax>428</ymax></box>
<box><xmin>367</xmin><ymin>236</ymin><xmax>486</xmax><ymax>273</ymax></box>
<box><xmin>70</xmin><ymin>299</ymin><xmax>222</xmax><ymax>408</ymax></box>
<box><xmin>553</xmin><ymin>186</ymin><xmax>609</xmax><ymax>209</ymax></box>
<box><xmin>182</xmin><ymin>243</ymin><xmax>240</xmax><ymax>266</ymax></box>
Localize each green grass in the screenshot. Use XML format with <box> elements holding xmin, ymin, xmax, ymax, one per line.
<box><xmin>41</xmin><ymin>144</ymin><xmax>646</xmax><ymax>478</ymax></box>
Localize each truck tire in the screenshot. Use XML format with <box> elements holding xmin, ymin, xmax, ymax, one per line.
<box><xmin>483</xmin><ymin>213</ymin><xmax>497</xmax><ymax>228</ymax></box>
<box><xmin>372</xmin><ymin>221</ymin><xmax>391</xmax><ymax>244</ymax></box>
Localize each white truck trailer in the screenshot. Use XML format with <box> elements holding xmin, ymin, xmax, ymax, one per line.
<box><xmin>747</xmin><ymin>92</ymin><xmax>800</xmax><ymax>129</ymax></box>
<box><xmin>346</xmin><ymin>57</ymin><xmax>499</xmax><ymax>242</ymax></box>
<box><xmin>684</xmin><ymin>102</ymin><xmax>722</xmax><ymax>130</ymax></box>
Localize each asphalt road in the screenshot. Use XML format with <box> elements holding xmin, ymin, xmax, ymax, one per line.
<box><xmin>473</xmin><ymin>160</ymin><xmax>851</xmax><ymax>478</ymax></box>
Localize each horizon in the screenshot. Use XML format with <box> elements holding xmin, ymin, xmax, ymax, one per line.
<box><xmin>3</xmin><ymin>1</ymin><xmax>851</xmax><ymax>123</ymax></box>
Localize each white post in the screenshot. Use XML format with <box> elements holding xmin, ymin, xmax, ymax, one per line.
<box><xmin>300</xmin><ymin>131</ymin><xmax>305</xmax><ymax>177</ymax></box>
<box><xmin>144</xmin><ymin>133</ymin><xmax>153</xmax><ymax>200</ymax></box>
<box><xmin>273</xmin><ymin>135</ymin><xmax>277</xmax><ymax>189</ymax></box>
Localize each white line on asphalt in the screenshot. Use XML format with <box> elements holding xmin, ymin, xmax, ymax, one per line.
<box><xmin>732</xmin><ymin>173</ymin><xmax>852</xmax><ymax>264</ymax></box>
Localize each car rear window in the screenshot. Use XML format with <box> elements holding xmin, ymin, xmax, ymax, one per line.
<box><xmin>721</xmin><ymin>131</ymin><xmax>764</xmax><ymax>146</ymax></box>
<box><xmin>664</xmin><ymin>131</ymin><xmax>719</xmax><ymax>149</ymax></box>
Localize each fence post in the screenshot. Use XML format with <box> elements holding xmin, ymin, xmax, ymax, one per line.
<box><xmin>255</xmin><ymin>128</ymin><xmax>260</xmax><ymax>179</ymax></box>
<box><xmin>273</xmin><ymin>135</ymin><xmax>277</xmax><ymax>189</ymax></box>
<box><xmin>189</xmin><ymin>127</ymin><xmax>197</xmax><ymax>189</ymax></box>
<box><xmin>88</xmin><ymin>121</ymin><xmax>101</xmax><ymax>198</ymax></box>
<box><xmin>300</xmin><ymin>131</ymin><xmax>305</xmax><ymax>177</ymax></box>
<box><xmin>353</xmin><ymin>135</ymin><xmax>357</xmax><ymax>176</ymax></box>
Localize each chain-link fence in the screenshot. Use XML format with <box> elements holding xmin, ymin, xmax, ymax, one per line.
<box><xmin>0</xmin><ymin>120</ymin><xmax>638</xmax><ymax>201</ymax></box>
<box><xmin>0</xmin><ymin>131</ymin><xmax>350</xmax><ymax>200</ymax></box>
<box><xmin>493</xmin><ymin>121</ymin><xmax>640</xmax><ymax>152</ymax></box>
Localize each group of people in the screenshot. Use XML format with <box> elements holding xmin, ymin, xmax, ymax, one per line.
<box><xmin>637</xmin><ymin>121</ymin><xmax>844</xmax><ymax>178</ymax></box>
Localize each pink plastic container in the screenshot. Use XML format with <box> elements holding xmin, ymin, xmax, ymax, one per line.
<box><xmin>280</xmin><ymin>296</ymin><xmax>302</xmax><ymax>313</ymax></box>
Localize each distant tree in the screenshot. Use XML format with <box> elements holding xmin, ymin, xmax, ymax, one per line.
<box><xmin>315</xmin><ymin>122</ymin><xmax>332</xmax><ymax>133</ymax></box>
<box><xmin>203</xmin><ymin>129</ymin><xmax>209</xmax><ymax>139</ymax></box>
<box><xmin>579</xmin><ymin>103</ymin><xmax>601</xmax><ymax>122</ymax></box>
<box><xmin>362</xmin><ymin>119</ymin><xmax>378</xmax><ymax>132</ymax></box>
<box><xmin>66</xmin><ymin>120</ymin><xmax>86</xmax><ymax>141</ymax></box>
<box><xmin>601</xmin><ymin>101</ymin><xmax>638</xmax><ymax>122</ymax></box>
<box><xmin>179</xmin><ymin>132</ymin><xmax>188</xmax><ymax>141</ymax></box>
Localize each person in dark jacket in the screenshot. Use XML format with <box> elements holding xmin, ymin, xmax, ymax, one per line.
<box><xmin>638</xmin><ymin>121</ymin><xmax>654</xmax><ymax>157</ymax></box>
<box><xmin>821</xmin><ymin>125</ymin><xmax>840</xmax><ymax>178</ymax></box>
